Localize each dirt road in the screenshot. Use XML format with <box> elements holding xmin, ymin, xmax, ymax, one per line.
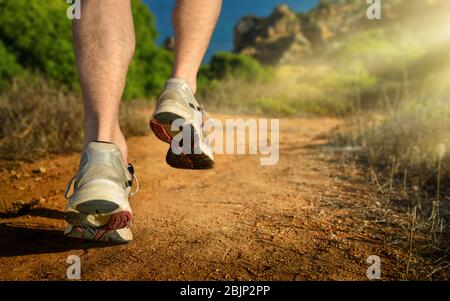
<box><xmin>0</xmin><ymin>116</ymin><xmax>438</xmax><ymax>280</ymax></box>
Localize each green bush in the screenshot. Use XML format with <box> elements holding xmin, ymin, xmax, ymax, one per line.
<box><xmin>251</xmin><ymin>97</ymin><xmax>297</xmax><ymax>116</ymax></box>
<box><xmin>0</xmin><ymin>41</ymin><xmax>22</xmax><ymax>88</ymax></box>
<box><xmin>0</xmin><ymin>0</ymin><xmax>172</xmax><ymax>99</ymax></box>
<box><xmin>0</xmin><ymin>0</ymin><xmax>76</xmax><ymax>86</ymax></box>
<box><xmin>207</xmin><ymin>52</ymin><xmax>271</xmax><ymax>82</ymax></box>
<box><xmin>336</xmin><ymin>28</ymin><xmax>424</xmax><ymax>76</ymax></box>
<box><xmin>125</xmin><ymin>0</ymin><xmax>172</xmax><ymax>99</ymax></box>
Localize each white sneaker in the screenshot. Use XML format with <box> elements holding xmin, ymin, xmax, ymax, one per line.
<box><xmin>150</xmin><ymin>78</ymin><xmax>215</xmax><ymax>169</ymax></box>
<box><xmin>64</xmin><ymin>225</ymin><xmax>133</xmax><ymax>243</ymax></box>
<box><xmin>64</xmin><ymin>142</ymin><xmax>138</xmax><ymax>231</ymax></box>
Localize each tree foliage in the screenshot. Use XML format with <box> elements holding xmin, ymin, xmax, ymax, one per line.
<box><xmin>0</xmin><ymin>0</ymin><xmax>172</xmax><ymax>99</ymax></box>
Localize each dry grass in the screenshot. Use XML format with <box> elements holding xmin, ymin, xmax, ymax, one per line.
<box><xmin>333</xmin><ymin>94</ymin><xmax>450</xmax><ymax>278</ymax></box>
<box><xmin>340</xmin><ymin>97</ymin><xmax>450</xmax><ymax>191</ymax></box>
<box><xmin>0</xmin><ymin>79</ymin><xmax>149</xmax><ymax>162</ymax></box>
<box><xmin>198</xmin><ymin>64</ymin><xmax>367</xmax><ymax>117</ymax></box>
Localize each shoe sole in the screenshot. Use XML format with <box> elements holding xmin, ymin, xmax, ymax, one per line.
<box><xmin>150</xmin><ymin>112</ymin><xmax>214</xmax><ymax>170</ymax></box>
<box><xmin>64</xmin><ymin>208</ymin><xmax>132</xmax><ymax>230</ymax></box>
<box><xmin>64</xmin><ymin>225</ymin><xmax>133</xmax><ymax>243</ymax></box>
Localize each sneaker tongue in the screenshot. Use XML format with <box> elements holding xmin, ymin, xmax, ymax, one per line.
<box><xmin>85</xmin><ymin>141</ymin><xmax>120</xmax><ymax>153</ymax></box>
<box><xmin>94</xmin><ymin>140</ymin><xmax>114</xmax><ymax>144</ymax></box>
<box><xmin>165</xmin><ymin>78</ymin><xmax>191</xmax><ymax>92</ymax></box>
<box><xmin>164</xmin><ymin>78</ymin><xmax>199</xmax><ymax>106</ymax></box>
<box><xmin>166</xmin><ymin>77</ymin><xmax>188</xmax><ymax>85</ymax></box>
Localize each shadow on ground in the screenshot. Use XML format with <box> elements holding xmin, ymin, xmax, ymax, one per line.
<box><xmin>0</xmin><ymin>208</ymin><xmax>65</xmax><ymax>220</ymax></box>
<box><xmin>0</xmin><ymin>223</ymin><xmax>124</xmax><ymax>257</ymax></box>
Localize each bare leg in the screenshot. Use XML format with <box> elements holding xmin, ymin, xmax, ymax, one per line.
<box><xmin>172</xmin><ymin>0</ymin><xmax>223</xmax><ymax>93</ymax></box>
<box><xmin>73</xmin><ymin>0</ymin><xmax>135</xmax><ymax>162</ymax></box>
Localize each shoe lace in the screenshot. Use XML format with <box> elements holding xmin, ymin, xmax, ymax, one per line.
<box><xmin>64</xmin><ymin>163</ymin><xmax>140</xmax><ymax>200</ymax></box>
<box><xmin>199</xmin><ymin>106</ymin><xmax>216</xmax><ymax>147</ymax></box>
<box><xmin>128</xmin><ymin>163</ymin><xmax>139</xmax><ymax>196</ymax></box>
<box><xmin>64</xmin><ymin>176</ymin><xmax>77</xmax><ymax>200</ymax></box>
<box><xmin>199</xmin><ymin>105</ymin><xmax>215</xmax><ymax>125</ymax></box>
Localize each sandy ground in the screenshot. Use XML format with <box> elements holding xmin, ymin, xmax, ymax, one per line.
<box><xmin>0</xmin><ymin>116</ymin><xmax>444</xmax><ymax>280</ymax></box>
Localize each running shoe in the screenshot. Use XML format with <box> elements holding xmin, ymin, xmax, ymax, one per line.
<box><xmin>150</xmin><ymin>78</ymin><xmax>215</xmax><ymax>169</ymax></box>
<box><xmin>64</xmin><ymin>225</ymin><xmax>133</xmax><ymax>243</ymax></box>
<box><xmin>64</xmin><ymin>142</ymin><xmax>138</xmax><ymax>231</ymax></box>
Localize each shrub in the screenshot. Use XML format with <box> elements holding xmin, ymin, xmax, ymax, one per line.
<box><xmin>0</xmin><ymin>80</ymin><xmax>83</xmax><ymax>160</ymax></box>
<box><xmin>207</xmin><ymin>52</ymin><xmax>271</xmax><ymax>82</ymax></box>
<box><xmin>336</xmin><ymin>28</ymin><xmax>425</xmax><ymax>76</ymax></box>
<box><xmin>0</xmin><ymin>41</ymin><xmax>22</xmax><ymax>88</ymax></box>
<box><xmin>339</xmin><ymin>97</ymin><xmax>450</xmax><ymax>190</ymax></box>
<box><xmin>0</xmin><ymin>0</ymin><xmax>77</xmax><ymax>86</ymax></box>
<box><xmin>0</xmin><ymin>79</ymin><xmax>148</xmax><ymax>161</ymax></box>
<box><xmin>0</xmin><ymin>0</ymin><xmax>172</xmax><ymax>99</ymax></box>
<box><xmin>124</xmin><ymin>0</ymin><xmax>172</xmax><ymax>99</ymax></box>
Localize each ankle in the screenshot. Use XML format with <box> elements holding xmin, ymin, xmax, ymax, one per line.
<box><xmin>170</xmin><ymin>73</ymin><xmax>197</xmax><ymax>94</ymax></box>
<box><xmin>112</xmin><ymin>129</ymin><xmax>128</xmax><ymax>164</ymax></box>
<box><xmin>186</xmin><ymin>80</ymin><xmax>197</xmax><ymax>94</ymax></box>
<box><xmin>84</xmin><ymin>138</ymin><xmax>128</xmax><ymax>163</ymax></box>
<box><xmin>84</xmin><ymin>126</ymin><xmax>128</xmax><ymax>163</ymax></box>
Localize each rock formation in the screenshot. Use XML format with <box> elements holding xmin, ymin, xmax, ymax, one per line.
<box><xmin>234</xmin><ymin>5</ymin><xmax>310</xmax><ymax>65</ymax></box>
<box><xmin>234</xmin><ymin>1</ymin><xmax>367</xmax><ymax>64</ymax></box>
<box><xmin>234</xmin><ymin>0</ymin><xmax>449</xmax><ymax>65</ymax></box>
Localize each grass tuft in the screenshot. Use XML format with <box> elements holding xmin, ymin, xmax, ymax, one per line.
<box><xmin>0</xmin><ymin>79</ymin><xmax>148</xmax><ymax>162</ymax></box>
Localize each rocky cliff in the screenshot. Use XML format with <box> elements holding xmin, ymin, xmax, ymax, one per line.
<box><xmin>234</xmin><ymin>1</ymin><xmax>366</xmax><ymax>65</ymax></box>
<box><xmin>233</xmin><ymin>0</ymin><xmax>449</xmax><ymax>65</ymax></box>
<box><xmin>234</xmin><ymin>5</ymin><xmax>311</xmax><ymax>65</ymax></box>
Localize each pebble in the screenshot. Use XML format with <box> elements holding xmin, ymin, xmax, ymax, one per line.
<box><xmin>32</xmin><ymin>167</ymin><xmax>47</xmax><ymax>174</ymax></box>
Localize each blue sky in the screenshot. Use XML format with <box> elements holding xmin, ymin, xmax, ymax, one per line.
<box><xmin>144</xmin><ymin>0</ymin><xmax>319</xmax><ymax>61</ymax></box>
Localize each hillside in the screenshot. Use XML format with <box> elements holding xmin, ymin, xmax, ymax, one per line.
<box><xmin>0</xmin><ymin>0</ymin><xmax>449</xmax><ymax>281</ymax></box>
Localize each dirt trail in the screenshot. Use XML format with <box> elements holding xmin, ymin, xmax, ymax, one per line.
<box><xmin>0</xmin><ymin>116</ymin><xmax>433</xmax><ymax>280</ymax></box>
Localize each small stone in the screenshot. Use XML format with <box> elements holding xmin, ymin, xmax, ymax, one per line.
<box><xmin>32</xmin><ymin>167</ymin><xmax>46</xmax><ymax>174</ymax></box>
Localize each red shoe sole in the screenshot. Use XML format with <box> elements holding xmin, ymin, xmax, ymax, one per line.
<box><xmin>64</xmin><ymin>210</ymin><xmax>132</xmax><ymax>230</ymax></box>
<box><xmin>150</xmin><ymin>118</ymin><xmax>172</xmax><ymax>144</ymax></box>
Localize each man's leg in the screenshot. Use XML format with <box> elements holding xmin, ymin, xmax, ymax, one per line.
<box><xmin>64</xmin><ymin>0</ymin><xmax>136</xmax><ymax>242</ymax></box>
<box><xmin>172</xmin><ymin>0</ymin><xmax>223</xmax><ymax>93</ymax></box>
<box><xmin>73</xmin><ymin>0</ymin><xmax>135</xmax><ymax>162</ymax></box>
<box><xmin>150</xmin><ymin>0</ymin><xmax>222</xmax><ymax>169</ymax></box>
